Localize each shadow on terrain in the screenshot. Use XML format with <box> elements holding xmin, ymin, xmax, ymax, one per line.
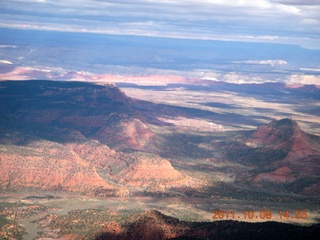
<box><xmin>1</xmin><ymin>80</ymin><xmax>319</xmax><ymax>149</ymax></box>
<box><xmin>0</xmin><ymin>80</ymin><xmax>273</xmax><ymax>147</ymax></box>
<box><xmin>95</xmin><ymin>232</ymin><xmax>118</xmax><ymax>240</ymax></box>
<box><xmin>293</xmin><ymin>105</ymin><xmax>320</xmax><ymax>115</ymax></box>
<box><xmin>134</xmin><ymin>98</ymin><xmax>272</xmax><ymax>129</ymax></box>
<box><xmin>93</xmin><ymin>211</ymin><xmax>320</xmax><ymax>240</ymax></box>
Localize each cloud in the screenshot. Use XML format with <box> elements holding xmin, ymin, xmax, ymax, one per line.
<box><xmin>301</xmin><ymin>19</ymin><xmax>320</xmax><ymax>25</ymax></box>
<box><xmin>271</xmin><ymin>0</ymin><xmax>320</xmax><ymax>5</ymax></box>
<box><xmin>0</xmin><ymin>0</ymin><xmax>319</xmax><ymax>48</ymax></box>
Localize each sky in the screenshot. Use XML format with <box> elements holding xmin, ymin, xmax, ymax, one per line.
<box><xmin>0</xmin><ymin>0</ymin><xmax>319</xmax><ymax>49</ymax></box>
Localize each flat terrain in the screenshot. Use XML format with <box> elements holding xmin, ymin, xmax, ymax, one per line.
<box><xmin>119</xmin><ymin>83</ymin><xmax>320</xmax><ymax>134</ymax></box>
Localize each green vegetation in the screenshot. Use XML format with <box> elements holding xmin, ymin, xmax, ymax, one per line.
<box><xmin>179</xmin><ymin>182</ymin><xmax>319</xmax><ymax>204</ymax></box>
<box><xmin>0</xmin><ymin>215</ymin><xmax>9</xmax><ymax>228</ymax></box>
<box><xmin>158</xmin><ymin>132</ymin><xmax>216</xmax><ymax>159</ymax></box>
<box><xmin>38</xmin><ymin>208</ymin><xmax>143</xmax><ymax>239</ymax></box>
<box><xmin>225</xmin><ymin>144</ymin><xmax>289</xmax><ymax>166</ymax></box>
<box><xmin>0</xmin><ymin>201</ymin><xmax>26</xmax><ymax>209</ymax></box>
<box><xmin>0</xmin><ymin>201</ymin><xmax>48</xmax><ymax>218</ymax></box>
<box><xmin>286</xmin><ymin>177</ymin><xmax>320</xmax><ymax>194</ymax></box>
<box><xmin>0</xmin><ymin>202</ymin><xmax>30</xmax><ymax>240</ymax></box>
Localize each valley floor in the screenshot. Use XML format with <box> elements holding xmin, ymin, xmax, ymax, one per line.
<box><xmin>1</xmin><ymin>192</ymin><xmax>319</xmax><ymax>239</ymax></box>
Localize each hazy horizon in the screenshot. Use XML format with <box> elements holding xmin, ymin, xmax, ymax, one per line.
<box><xmin>1</xmin><ymin>1</ymin><xmax>320</xmax><ymax>85</ymax></box>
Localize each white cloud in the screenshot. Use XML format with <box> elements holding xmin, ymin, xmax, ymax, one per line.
<box><xmin>301</xmin><ymin>18</ymin><xmax>319</xmax><ymax>25</ymax></box>
<box><xmin>0</xmin><ymin>0</ymin><xmax>319</xmax><ymax>48</ymax></box>
<box><xmin>276</xmin><ymin>3</ymin><xmax>301</xmax><ymax>14</ymax></box>
<box><xmin>0</xmin><ymin>60</ymin><xmax>13</xmax><ymax>64</ymax></box>
<box><xmin>271</xmin><ymin>0</ymin><xmax>320</xmax><ymax>5</ymax></box>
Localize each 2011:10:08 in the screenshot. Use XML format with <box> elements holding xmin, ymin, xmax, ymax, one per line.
<box><xmin>212</xmin><ymin>210</ymin><xmax>273</xmax><ymax>220</ymax></box>
<box><xmin>212</xmin><ymin>210</ymin><xmax>308</xmax><ymax>220</ymax></box>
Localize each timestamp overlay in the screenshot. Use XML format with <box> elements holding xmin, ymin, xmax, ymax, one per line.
<box><xmin>212</xmin><ymin>209</ymin><xmax>318</xmax><ymax>223</ymax></box>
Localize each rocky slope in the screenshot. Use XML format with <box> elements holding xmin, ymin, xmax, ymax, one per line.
<box><xmin>0</xmin><ymin>80</ymin><xmax>191</xmax><ymax>196</ymax></box>
<box><xmin>0</xmin><ymin>140</ymin><xmax>126</xmax><ymax>196</ymax></box>
<box><xmin>94</xmin><ymin>117</ymin><xmax>157</xmax><ymax>151</ymax></box>
<box><xmin>226</xmin><ymin>118</ymin><xmax>320</xmax><ymax>195</ymax></box>
<box><xmin>247</xmin><ymin>118</ymin><xmax>320</xmax><ymax>176</ymax></box>
<box><xmin>0</xmin><ymin>128</ymin><xmax>189</xmax><ymax>197</ymax></box>
<box><xmin>0</xmin><ymin>80</ymin><xmax>319</xmax><ymax>198</ymax></box>
<box><xmin>66</xmin><ymin>141</ymin><xmax>191</xmax><ymax>190</ymax></box>
<box><xmin>115</xmin><ymin>152</ymin><xmax>192</xmax><ymax>190</ymax></box>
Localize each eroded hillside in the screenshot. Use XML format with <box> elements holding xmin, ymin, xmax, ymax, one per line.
<box><xmin>0</xmin><ymin>80</ymin><xmax>319</xmax><ymax>202</ymax></box>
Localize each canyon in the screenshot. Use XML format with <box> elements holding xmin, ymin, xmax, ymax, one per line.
<box><xmin>0</xmin><ymin>80</ymin><xmax>319</xmax><ymax>239</ymax></box>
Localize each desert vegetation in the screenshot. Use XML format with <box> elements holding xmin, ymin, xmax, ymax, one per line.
<box><xmin>0</xmin><ymin>80</ymin><xmax>320</xmax><ymax>238</ymax></box>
